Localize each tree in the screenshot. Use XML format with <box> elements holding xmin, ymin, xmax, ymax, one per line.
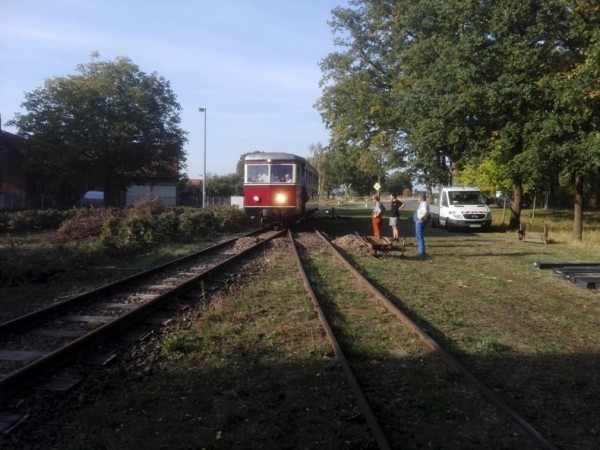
<box><xmin>235</xmin><ymin>152</ymin><xmax>251</xmax><ymax>178</ymax></box>
<box><xmin>393</xmin><ymin>0</ymin><xmax>486</xmax><ymax>189</ymax></box>
<box><xmin>458</xmin><ymin>144</ymin><xmax>512</xmax><ymax>197</ymax></box>
<box><xmin>318</xmin><ymin>0</ymin><xmax>490</xmax><ymax>196</ymax></box>
<box><xmin>307</xmin><ymin>142</ymin><xmax>329</xmax><ymax>198</ymax></box>
<box><xmin>385</xmin><ymin>171</ymin><xmax>413</xmax><ymax>196</ymax></box>
<box><xmin>316</xmin><ymin>1</ymin><xmax>407</xmax><ymax>187</ymax></box>
<box><xmin>534</xmin><ymin>2</ymin><xmax>600</xmax><ymax>239</ymax></box>
<box><xmin>9</xmin><ymin>53</ymin><xmax>187</xmax><ymax>206</ymax></box>
<box><xmin>318</xmin><ymin>0</ymin><xmax>599</xmax><ymax>233</ymax></box>
<box><xmin>328</xmin><ymin>144</ymin><xmax>378</xmax><ymax>196</ymax></box>
<box><xmin>394</xmin><ymin>0</ymin><xmax>576</xmax><ymax>228</ymax></box>
<box><xmin>206</xmin><ymin>173</ymin><xmax>243</xmax><ymax>197</ymax></box>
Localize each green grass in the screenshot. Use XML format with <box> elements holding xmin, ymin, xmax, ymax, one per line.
<box><xmin>0</xmin><ymin>233</ymin><xmax>219</xmax><ymax>322</ymax></box>
<box><xmin>46</xmin><ymin>250</ymin><xmax>377</xmax><ymax>450</ymax></box>
<box><xmin>4</xmin><ymin>204</ymin><xmax>600</xmax><ymax>449</ymax></box>
<box><xmin>314</xmin><ymin>205</ymin><xmax>600</xmax><ymax>448</ymax></box>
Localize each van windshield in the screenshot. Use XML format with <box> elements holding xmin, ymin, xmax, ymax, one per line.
<box><xmin>449</xmin><ymin>191</ymin><xmax>487</xmax><ymax>205</ymax></box>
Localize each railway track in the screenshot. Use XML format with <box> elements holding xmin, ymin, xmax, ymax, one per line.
<box><xmin>1</xmin><ymin>227</ymin><xmax>562</xmax><ymax>448</ymax></box>
<box><xmin>0</xmin><ymin>227</ymin><xmax>283</xmax><ymax>429</ymax></box>
<box><xmin>290</xmin><ymin>229</ymin><xmax>557</xmax><ymax>449</ymax></box>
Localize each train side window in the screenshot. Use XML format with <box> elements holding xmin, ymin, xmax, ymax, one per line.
<box><xmin>285</xmin><ymin>165</ymin><xmax>294</xmax><ymax>182</ymax></box>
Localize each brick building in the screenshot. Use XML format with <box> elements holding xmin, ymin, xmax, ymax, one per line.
<box><xmin>0</xmin><ymin>129</ymin><xmax>28</xmax><ymax>209</ymax></box>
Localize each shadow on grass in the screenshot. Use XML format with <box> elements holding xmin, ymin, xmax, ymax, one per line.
<box><xmin>16</xmin><ymin>329</ymin><xmax>592</xmax><ymax>449</ymax></box>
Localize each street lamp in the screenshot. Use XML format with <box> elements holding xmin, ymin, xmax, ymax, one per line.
<box><xmin>199</xmin><ymin>107</ymin><xmax>207</xmax><ymax>208</ymax></box>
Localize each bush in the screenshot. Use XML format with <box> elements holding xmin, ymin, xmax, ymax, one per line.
<box><xmin>6</xmin><ymin>209</ymin><xmax>73</xmax><ymax>232</ymax></box>
<box><xmin>176</xmin><ymin>209</ymin><xmax>215</xmax><ymax>240</ymax></box>
<box><xmin>211</xmin><ymin>205</ymin><xmax>249</xmax><ymax>231</ymax></box>
<box><xmin>55</xmin><ymin>208</ymin><xmax>115</xmax><ymax>241</ymax></box>
<box><xmin>121</xmin><ymin>215</ymin><xmax>157</xmax><ymax>250</ymax></box>
<box><xmin>0</xmin><ymin>213</ymin><xmax>10</xmax><ymax>233</ymax></box>
<box><xmin>100</xmin><ymin>215</ymin><xmax>157</xmax><ymax>254</ymax></box>
<box><xmin>97</xmin><ymin>212</ymin><xmax>177</xmax><ymax>255</ymax></box>
<box><xmin>127</xmin><ymin>195</ymin><xmax>167</xmax><ymax>217</ymax></box>
<box><xmin>97</xmin><ymin>217</ymin><xmax>124</xmax><ymax>253</ymax></box>
<box><xmin>3</xmin><ymin>203</ymin><xmax>250</xmax><ymax>256</ymax></box>
<box><xmin>155</xmin><ymin>211</ymin><xmax>180</xmax><ymax>241</ymax></box>
<box><xmin>0</xmin><ymin>204</ymin><xmax>251</xmax><ymax>285</ymax></box>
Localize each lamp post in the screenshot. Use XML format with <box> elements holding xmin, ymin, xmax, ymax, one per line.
<box><xmin>199</xmin><ymin>107</ymin><xmax>207</xmax><ymax>208</ymax></box>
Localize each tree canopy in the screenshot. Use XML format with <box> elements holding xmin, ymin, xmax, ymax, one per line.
<box><xmin>317</xmin><ymin>0</ymin><xmax>600</xmax><ymax>235</ymax></box>
<box><xmin>9</xmin><ymin>54</ymin><xmax>187</xmax><ymax>206</ymax></box>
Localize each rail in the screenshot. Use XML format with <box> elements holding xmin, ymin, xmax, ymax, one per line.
<box><xmin>0</xmin><ymin>228</ymin><xmax>284</xmax><ymax>404</ymax></box>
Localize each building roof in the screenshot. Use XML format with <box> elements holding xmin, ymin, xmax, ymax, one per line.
<box><xmin>0</xmin><ymin>130</ymin><xmax>20</xmax><ymax>154</ymax></box>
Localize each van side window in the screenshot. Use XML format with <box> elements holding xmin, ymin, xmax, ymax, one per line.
<box><xmin>441</xmin><ymin>192</ymin><xmax>448</xmax><ymax>207</ymax></box>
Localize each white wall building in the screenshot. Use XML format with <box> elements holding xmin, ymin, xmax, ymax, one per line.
<box><xmin>126</xmin><ymin>183</ymin><xmax>177</xmax><ymax>206</ymax></box>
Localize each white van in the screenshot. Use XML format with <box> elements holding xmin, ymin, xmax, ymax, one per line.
<box><xmin>430</xmin><ymin>186</ymin><xmax>492</xmax><ymax>231</ymax></box>
<box><xmin>81</xmin><ymin>191</ymin><xmax>104</xmax><ymax>206</ymax></box>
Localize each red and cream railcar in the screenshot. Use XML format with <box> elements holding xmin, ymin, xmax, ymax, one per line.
<box><xmin>243</xmin><ymin>152</ymin><xmax>318</xmax><ymax>225</ymax></box>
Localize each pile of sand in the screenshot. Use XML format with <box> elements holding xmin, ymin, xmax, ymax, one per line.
<box><xmin>331</xmin><ymin>234</ymin><xmax>372</xmax><ymax>254</ymax></box>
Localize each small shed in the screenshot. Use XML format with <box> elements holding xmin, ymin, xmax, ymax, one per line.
<box><xmin>126</xmin><ymin>183</ymin><xmax>177</xmax><ymax>206</ymax></box>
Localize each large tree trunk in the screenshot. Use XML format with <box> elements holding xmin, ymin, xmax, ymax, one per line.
<box><xmin>450</xmin><ymin>161</ymin><xmax>460</xmax><ymax>186</ymax></box>
<box><xmin>509</xmin><ymin>180</ymin><xmax>523</xmax><ymax>230</ymax></box>
<box><xmin>573</xmin><ymin>172</ymin><xmax>583</xmax><ymax>241</ymax></box>
<box><xmin>590</xmin><ymin>167</ymin><xmax>600</xmax><ymax>209</ymax></box>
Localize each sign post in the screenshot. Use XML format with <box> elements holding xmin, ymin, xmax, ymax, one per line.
<box><xmin>373</xmin><ymin>182</ymin><xmax>381</xmax><ymax>196</ymax></box>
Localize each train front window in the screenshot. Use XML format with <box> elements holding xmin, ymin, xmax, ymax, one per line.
<box><xmin>270</xmin><ymin>164</ymin><xmax>294</xmax><ymax>182</ymax></box>
<box><xmin>247</xmin><ymin>165</ymin><xmax>269</xmax><ymax>183</ymax></box>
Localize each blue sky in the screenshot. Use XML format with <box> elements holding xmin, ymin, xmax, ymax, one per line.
<box><xmin>1</xmin><ymin>0</ymin><xmax>347</xmax><ymax>178</ymax></box>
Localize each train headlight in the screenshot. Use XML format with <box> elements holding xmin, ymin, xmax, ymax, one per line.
<box><xmin>275</xmin><ymin>193</ymin><xmax>287</xmax><ymax>204</ymax></box>
<box><xmin>253</xmin><ymin>195</ymin><xmax>261</xmax><ymax>203</ymax></box>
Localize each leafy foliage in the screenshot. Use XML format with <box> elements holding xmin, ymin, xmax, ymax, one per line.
<box><xmin>385</xmin><ymin>171</ymin><xmax>413</xmax><ymax>196</ymax></box>
<box><xmin>55</xmin><ymin>208</ymin><xmax>115</xmax><ymax>241</ymax></box>
<box><xmin>97</xmin><ymin>206</ymin><xmax>248</xmax><ymax>255</ymax></box>
<box><xmin>0</xmin><ymin>202</ymin><xmax>250</xmax><ymax>287</ymax></box>
<box><xmin>127</xmin><ymin>194</ymin><xmax>167</xmax><ymax>217</ymax></box>
<box><xmin>206</xmin><ymin>173</ymin><xmax>243</xmax><ymax>197</ymax></box>
<box><xmin>8</xmin><ymin>54</ymin><xmax>187</xmax><ymax>206</ymax></box>
<box><xmin>0</xmin><ymin>209</ymin><xmax>73</xmax><ymax>232</ymax></box>
<box><xmin>318</xmin><ymin>0</ymin><xmax>600</xmax><ymax>233</ymax></box>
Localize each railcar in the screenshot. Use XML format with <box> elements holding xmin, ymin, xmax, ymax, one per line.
<box><xmin>243</xmin><ymin>152</ymin><xmax>318</xmax><ymax>226</ymax></box>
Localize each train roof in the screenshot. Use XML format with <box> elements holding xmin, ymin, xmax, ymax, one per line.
<box><xmin>244</xmin><ymin>152</ymin><xmax>309</xmax><ymax>164</ymax></box>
